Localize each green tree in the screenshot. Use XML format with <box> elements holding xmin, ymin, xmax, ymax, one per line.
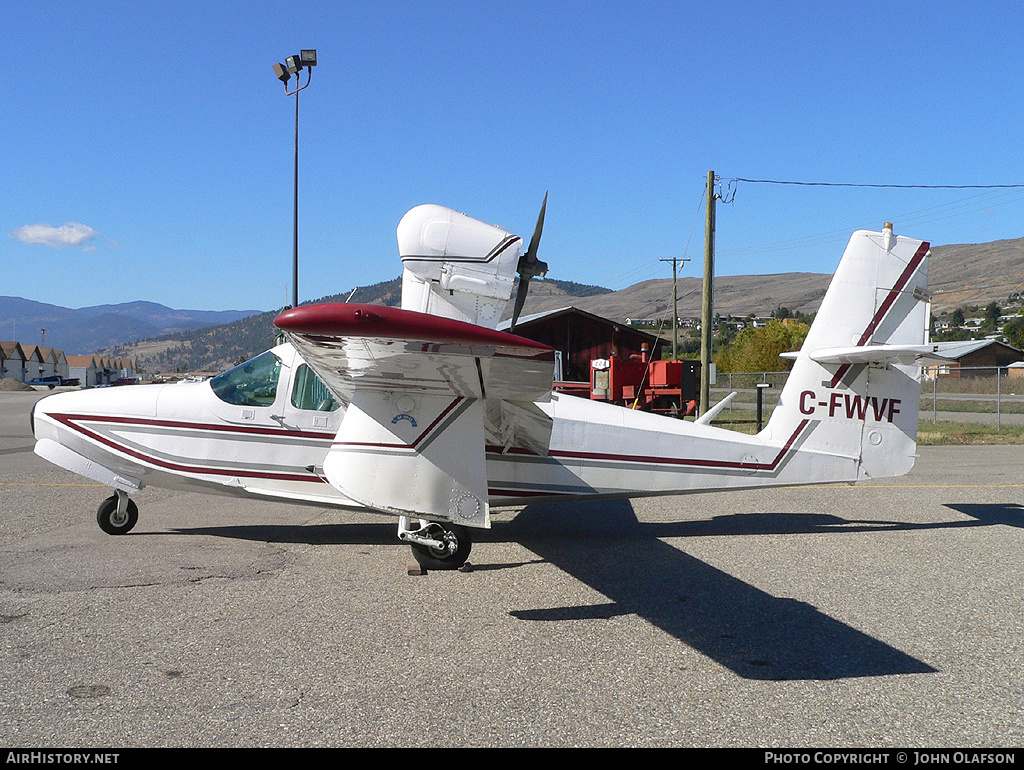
<box><xmin>714</xmin><ymin>319</ymin><xmax>810</xmax><ymax>373</ymax></box>
<box><xmin>1003</xmin><ymin>317</ymin><xmax>1024</xmax><ymax>350</ymax></box>
<box><xmin>983</xmin><ymin>302</ymin><xmax>1002</xmax><ymax>330</ymax></box>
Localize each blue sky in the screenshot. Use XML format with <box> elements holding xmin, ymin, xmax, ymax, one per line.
<box><xmin>4</xmin><ymin>0</ymin><xmax>1024</xmax><ymax>312</ymax></box>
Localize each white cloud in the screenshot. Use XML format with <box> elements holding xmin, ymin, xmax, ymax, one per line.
<box><xmin>8</xmin><ymin>222</ymin><xmax>100</xmax><ymax>249</ymax></box>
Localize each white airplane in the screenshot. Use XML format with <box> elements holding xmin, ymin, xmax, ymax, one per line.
<box><xmin>31</xmin><ymin>199</ymin><xmax>946</xmax><ymax>570</ymax></box>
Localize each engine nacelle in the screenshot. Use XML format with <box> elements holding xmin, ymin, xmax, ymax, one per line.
<box><xmin>398</xmin><ymin>205</ymin><xmax>522</xmax><ymax>329</ymax></box>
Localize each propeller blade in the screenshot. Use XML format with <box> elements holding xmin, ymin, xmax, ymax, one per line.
<box><xmin>524</xmin><ymin>191</ymin><xmax>547</xmax><ymax>266</ymax></box>
<box><xmin>510</xmin><ymin>277</ymin><xmax>530</xmax><ymax>330</ymax></box>
<box><xmin>511</xmin><ymin>193</ymin><xmax>550</xmax><ymax>331</ymax></box>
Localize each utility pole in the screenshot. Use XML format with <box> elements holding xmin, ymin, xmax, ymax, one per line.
<box><xmin>659</xmin><ymin>256</ymin><xmax>689</xmax><ymax>360</ymax></box>
<box><xmin>700</xmin><ymin>170</ymin><xmax>716</xmax><ymax>416</ymax></box>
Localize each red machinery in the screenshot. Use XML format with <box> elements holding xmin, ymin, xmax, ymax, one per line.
<box><xmin>556</xmin><ymin>344</ymin><xmax>700</xmax><ymax>417</ymax></box>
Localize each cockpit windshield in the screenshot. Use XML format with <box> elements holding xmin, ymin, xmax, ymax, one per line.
<box><xmin>210</xmin><ymin>351</ymin><xmax>283</xmax><ymax>407</ymax></box>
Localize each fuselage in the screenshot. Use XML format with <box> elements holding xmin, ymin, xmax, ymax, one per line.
<box><xmin>31</xmin><ymin>342</ymin><xmax>863</xmax><ymax>519</ymax></box>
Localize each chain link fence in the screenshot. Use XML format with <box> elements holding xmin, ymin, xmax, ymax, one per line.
<box><xmin>711</xmin><ymin>366</ymin><xmax>1024</xmax><ymax>430</ymax></box>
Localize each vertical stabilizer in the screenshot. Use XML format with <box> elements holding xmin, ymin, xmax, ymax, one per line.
<box><xmin>765</xmin><ymin>226</ymin><xmax>931</xmax><ymax>480</ymax></box>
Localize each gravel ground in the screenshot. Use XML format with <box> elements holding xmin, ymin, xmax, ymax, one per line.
<box><xmin>2</xmin><ymin>390</ymin><xmax>1023</xmax><ymax>747</ymax></box>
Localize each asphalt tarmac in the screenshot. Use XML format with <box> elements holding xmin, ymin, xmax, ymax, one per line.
<box><xmin>2</xmin><ymin>389</ymin><xmax>1023</xmax><ymax>748</ymax></box>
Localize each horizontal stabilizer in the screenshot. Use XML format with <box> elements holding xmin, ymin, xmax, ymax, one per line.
<box><xmin>781</xmin><ymin>344</ymin><xmax>950</xmax><ymax>365</ymax></box>
<box><xmin>694</xmin><ymin>392</ymin><xmax>737</xmax><ymax>425</ymax></box>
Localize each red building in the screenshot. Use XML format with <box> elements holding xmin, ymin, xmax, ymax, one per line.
<box><xmin>500</xmin><ymin>306</ymin><xmax>665</xmax><ymax>383</ymax></box>
<box><xmin>500</xmin><ymin>306</ymin><xmax>700</xmax><ymax>415</ymax></box>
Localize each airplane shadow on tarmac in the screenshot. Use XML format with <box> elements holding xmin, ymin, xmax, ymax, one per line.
<box><xmin>168</xmin><ymin>499</ymin><xmax>1016</xmax><ymax>682</ymax></box>
<box><xmin>494</xmin><ymin>500</ymin><xmax>940</xmax><ymax>682</ymax></box>
<box><xmin>942</xmin><ymin>502</ymin><xmax>1024</xmax><ymax>528</ymax></box>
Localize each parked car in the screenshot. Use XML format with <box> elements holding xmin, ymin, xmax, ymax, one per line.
<box><xmin>60</xmin><ymin>377</ymin><xmax>80</xmax><ymax>386</ymax></box>
<box><xmin>28</xmin><ymin>376</ymin><xmax>62</xmax><ymax>389</ymax></box>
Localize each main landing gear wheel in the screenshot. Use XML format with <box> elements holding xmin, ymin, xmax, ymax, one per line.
<box><xmin>409</xmin><ymin>522</ymin><xmax>472</xmax><ymax>571</ymax></box>
<box><xmin>96</xmin><ymin>494</ymin><xmax>138</xmax><ymax>535</ymax></box>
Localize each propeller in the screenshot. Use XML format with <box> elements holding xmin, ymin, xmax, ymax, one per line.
<box><xmin>510</xmin><ymin>192</ymin><xmax>549</xmax><ymax>330</ymax></box>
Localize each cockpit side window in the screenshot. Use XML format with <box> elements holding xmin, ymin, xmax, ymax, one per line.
<box><xmin>210</xmin><ymin>351</ymin><xmax>283</xmax><ymax>407</ymax></box>
<box><xmin>291</xmin><ymin>364</ymin><xmax>340</xmax><ymax>412</ymax></box>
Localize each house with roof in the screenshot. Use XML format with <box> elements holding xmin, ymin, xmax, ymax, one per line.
<box><xmin>20</xmin><ymin>345</ymin><xmax>46</xmax><ymax>382</ymax></box>
<box><xmin>51</xmin><ymin>349</ymin><xmax>69</xmax><ymax>380</ymax></box>
<box><xmin>96</xmin><ymin>357</ymin><xmax>115</xmax><ymax>385</ymax></box>
<box><xmin>1</xmin><ymin>341</ymin><xmax>27</xmax><ymax>382</ymax></box>
<box><xmin>927</xmin><ymin>339</ymin><xmax>1024</xmax><ymax>378</ymax></box>
<box><xmin>498</xmin><ymin>306</ymin><xmax>667</xmax><ymax>383</ymax></box>
<box><xmin>66</xmin><ymin>355</ymin><xmax>100</xmax><ymax>387</ymax></box>
<box><xmin>36</xmin><ymin>347</ymin><xmax>67</xmax><ymax>380</ymax></box>
<box><xmin>115</xmin><ymin>357</ymin><xmax>138</xmax><ymax>380</ymax></box>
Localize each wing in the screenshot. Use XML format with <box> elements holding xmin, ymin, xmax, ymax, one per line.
<box><xmin>275</xmin><ymin>303</ymin><xmax>556</xmax><ymax>528</ymax></box>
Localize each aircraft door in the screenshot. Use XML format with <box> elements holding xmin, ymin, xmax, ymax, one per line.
<box><xmin>282</xmin><ymin>361</ymin><xmax>343</xmax><ymax>433</ymax></box>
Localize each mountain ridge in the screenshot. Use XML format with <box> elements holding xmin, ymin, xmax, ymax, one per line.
<box><xmin>6</xmin><ymin>235</ymin><xmax>1023</xmax><ymax>373</ymax></box>
<box><xmin>0</xmin><ymin>295</ymin><xmax>261</xmax><ymax>355</ymax></box>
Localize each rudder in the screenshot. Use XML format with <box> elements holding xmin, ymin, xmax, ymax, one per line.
<box><xmin>765</xmin><ymin>224</ymin><xmax>932</xmax><ymax>480</ymax></box>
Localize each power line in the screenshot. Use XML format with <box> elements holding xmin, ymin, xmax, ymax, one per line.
<box><xmin>715</xmin><ymin>185</ymin><xmax>1024</xmax><ymax>259</ymax></box>
<box><xmin>728</xmin><ymin>178</ymin><xmax>1024</xmax><ymax>190</ymax></box>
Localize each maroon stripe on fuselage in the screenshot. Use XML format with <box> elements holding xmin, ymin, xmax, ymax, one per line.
<box><xmin>50</xmin><ymin>413</ymin><xmax>335</xmax><ymax>440</ymax></box>
<box><xmin>49</xmin><ymin>413</ymin><xmax>329</xmax><ymax>483</ymax></box>
<box><xmin>547</xmin><ymin>418</ymin><xmax>810</xmax><ymax>472</ymax></box>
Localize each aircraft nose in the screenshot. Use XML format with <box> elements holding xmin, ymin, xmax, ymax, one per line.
<box><xmin>31</xmin><ymin>385</ymin><xmax>164</xmax><ymax>444</ymax></box>
<box><xmin>31</xmin><ymin>390</ymin><xmax>77</xmax><ymax>442</ymax></box>
<box><xmin>31</xmin><ymin>386</ymin><xmax>163</xmax><ymax>493</ymax></box>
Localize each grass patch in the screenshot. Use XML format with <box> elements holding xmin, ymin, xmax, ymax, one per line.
<box><xmin>922</xmin><ymin>398</ymin><xmax>1024</xmax><ymax>415</ymax></box>
<box><xmin>700</xmin><ymin>415</ymin><xmax>1024</xmax><ymax>444</ymax></box>
<box><xmin>701</xmin><ymin>417</ymin><xmax>760</xmax><ymax>435</ymax></box>
<box><xmin>916</xmin><ymin>421</ymin><xmax>1024</xmax><ymax>445</ymax></box>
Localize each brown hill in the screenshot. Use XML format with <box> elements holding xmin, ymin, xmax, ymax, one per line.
<box><xmin>510</xmin><ymin>272</ymin><xmax>833</xmax><ymax>322</ymax></box>
<box><xmin>509</xmin><ymin>237</ymin><xmax>1024</xmax><ymax>322</ymax></box>
<box><xmin>103</xmin><ymin>235</ymin><xmax>1024</xmax><ymax>374</ymax></box>
<box><xmin>927</xmin><ymin>237</ymin><xmax>1024</xmax><ymax>310</ymax></box>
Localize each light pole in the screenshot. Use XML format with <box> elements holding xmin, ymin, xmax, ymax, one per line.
<box><xmin>273</xmin><ymin>49</ymin><xmax>317</xmax><ymax>309</ymax></box>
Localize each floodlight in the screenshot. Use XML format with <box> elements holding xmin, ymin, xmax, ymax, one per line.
<box><xmin>271</xmin><ymin>48</ymin><xmax>318</xmax><ymax>310</ymax></box>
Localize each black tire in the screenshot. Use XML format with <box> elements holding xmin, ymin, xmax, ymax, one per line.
<box><xmin>96</xmin><ymin>494</ymin><xmax>138</xmax><ymax>535</ymax></box>
<box><xmin>410</xmin><ymin>523</ymin><xmax>472</xmax><ymax>570</ymax></box>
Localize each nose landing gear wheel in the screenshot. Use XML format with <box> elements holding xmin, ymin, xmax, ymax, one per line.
<box><xmin>96</xmin><ymin>494</ymin><xmax>138</xmax><ymax>535</ymax></box>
